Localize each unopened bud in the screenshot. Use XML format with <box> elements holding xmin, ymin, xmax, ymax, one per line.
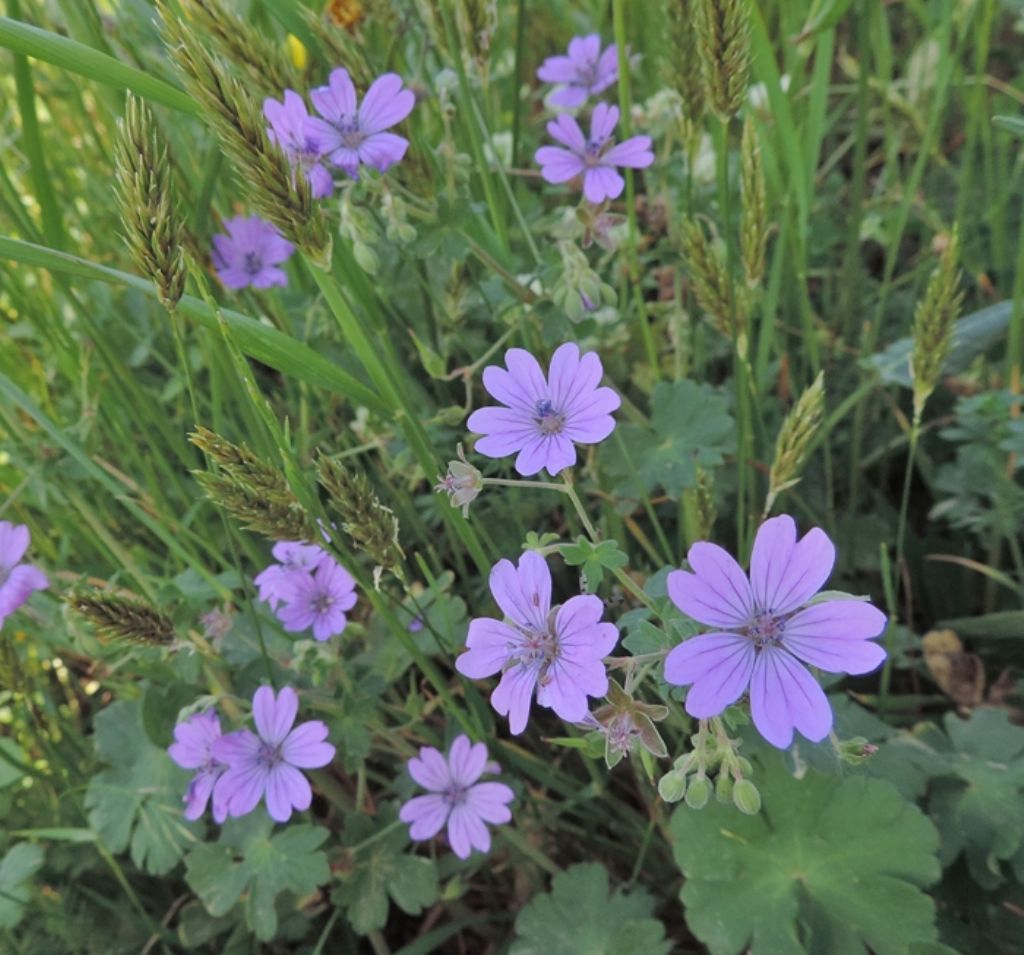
<box><xmin>715</xmin><ymin>772</ymin><xmax>734</xmax><ymax>803</ymax></box>
<box><xmin>732</xmin><ymin>778</ymin><xmax>762</xmax><ymax>815</ymax></box>
<box><xmin>658</xmin><ymin>769</ymin><xmax>688</xmax><ymax>803</ymax></box>
<box><xmin>837</xmin><ymin>736</ymin><xmax>879</xmax><ymax>766</ymax></box>
<box><xmin>684</xmin><ymin>775</ymin><xmax>711</xmax><ymax>809</ymax></box>
<box><xmin>436</xmin><ymin>444</ymin><xmax>483</xmax><ymax>518</ymax></box>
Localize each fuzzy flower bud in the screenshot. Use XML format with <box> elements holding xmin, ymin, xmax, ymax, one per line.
<box><xmin>684</xmin><ymin>774</ymin><xmax>712</xmax><ymax>809</ymax></box>
<box><xmin>837</xmin><ymin>736</ymin><xmax>879</xmax><ymax>766</ymax></box>
<box><xmin>714</xmin><ymin>772</ymin><xmax>734</xmax><ymax>803</ymax></box>
<box><xmin>731</xmin><ymin>777</ymin><xmax>762</xmax><ymax>814</ymax></box>
<box><xmin>910</xmin><ymin>227</ymin><xmax>963</xmax><ymax>425</ymax></box>
<box><xmin>70</xmin><ymin>590</ymin><xmax>176</xmax><ymax>646</ymax></box>
<box><xmin>765</xmin><ymin>372</ymin><xmax>825</xmax><ymax>516</ymax></box>
<box><xmin>695</xmin><ymin>0</ymin><xmax>752</xmax><ymax>120</ymax></box>
<box><xmin>189</xmin><ymin>426</ymin><xmax>318</xmax><ymax>542</ymax></box>
<box><xmin>658</xmin><ymin>769</ymin><xmax>688</xmax><ymax>803</ymax></box>
<box><xmin>114</xmin><ymin>95</ymin><xmax>187</xmax><ymax>310</ymax></box>
<box><xmin>436</xmin><ymin>444</ymin><xmax>483</xmax><ymax>518</ymax></box>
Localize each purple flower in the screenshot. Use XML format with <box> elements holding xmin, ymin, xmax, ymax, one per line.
<box><xmin>537</xmin><ymin>34</ymin><xmax>619</xmax><ymax>109</ymax></box>
<box><xmin>0</xmin><ymin>521</ymin><xmax>47</xmax><ymax>630</ymax></box>
<box><xmin>213</xmin><ymin>686</ymin><xmax>335</xmax><ymax>823</ymax></box>
<box><xmin>663</xmin><ymin>515</ymin><xmax>888</xmax><ymax>749</ymax></box>
<box><xmin>254</xmin><ymin>540</ymin><xmax>328</xmax><ymax>609</ymax></box>
<box><xmin>399</xmin><ymin>735</ymin><xmax>514</xmax><ymax>858</ymax></box>
<box><xmin>455</xmin><ymin>551</ymin><xmax>618</xmax><ymax>734</ymax></box>
<box><xmin>263</xmin><ymin>90</ymin><xmax>334</xmax><ymax>198</ymax></box>
<box><xmin>535</xmin><ymin>103</ymin><xmax>654</xmax><ymax>204</ymax></box>
<box><xmin>168</xmin><ymin>710</ymin><xmax>228</xmax><ymax>822</ymax></box>
<box><xmin>307</xmin><ymin>68</ymin><xmax>415</xmax><ymax>178</ymax></box>
<box><xmin>212</xmin><ymin>216</ymin><xmax>294</xmax><ymax>290</ymax></box>
<box><xmin>276</xmin><ymin>558</ymin><xmax>357</xmax><ymax>641</ymax></box>
<box><xmin>467</xmin><ymin>342</ymin><xmax>620</xmax><ymax>477</ymax></box>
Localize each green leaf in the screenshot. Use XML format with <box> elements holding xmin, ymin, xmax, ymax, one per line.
<box><xmin>562</xmin><ymin>537</ymin><xmax>628</xmax><ymax>591</ymax></box>
<box><xmin>602</xmin><ymin>379</ymin><xmax>734</xmax><ymax>500</ymax></box>
<box><xmin>0</xmin><ymin>738</ymin><xmax>29</xmax><ymax>789</ymax></box>
<box><xmin>84</xmin><ymin>699</ymin><xmax>199</xmax><ymax>875</ymax></box>
<box><xmin>0</xmin><ymin>17</ymin><xmax>198</xmax><ymax>115</ymax></box>
<box><xmin>332</xmin><ymin>812</ymin><xmax>439</xmax><ymax>935</ymax></box>
<box><xmin>185</xmin><ymin>815</ymin><xmax>331</xmax><ymax>941</ymax></box>
<box><xmin>993</xmin><ymin>114</ymin><xmax>1024</xmax><ymax>137</ymax></box>
<box><xmin>511</xmin><ymin>863</ymin><xmax>670</xmax><ymax>955</ymax></box>
<box><xmin>0</xmin><ymin>843</ymin><xmax>44</xmax><ymax>928</ymax></box>
<box><xmin>927</xmin><ymin>709</ymin><xmax>1024</xmax><ymax>889</ymax></box>
<box><xmin>670</xmin><ymin>753</ymin><xmax>941</xmax><ymax>955</ymax></box>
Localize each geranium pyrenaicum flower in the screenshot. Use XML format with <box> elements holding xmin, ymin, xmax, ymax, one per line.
<box><xmin>399</xmin><ymin>735</ymin><xmax>514</xmax><ymax>859</ymax></box>
<box><xmin>211</xmin><ymin>216</ymin><xmax>294</xmax><ymax>290</ymax></box>
<box><xmin>534</xmin><ymin>103</ymin><xmax>654</xmax><ymax>204</ymax></box>
<box><xmin>0</xmin><ymin>521</ymin><xmax>47</xmax><ymax>631</ymax></box>
<box><xmin>307</xmin><ymin>68</ymin><xmax>415</xmax><ymax>178</ymax></box>
<box><xmin>254</xmin><ymin>540</ymin><xmax>329</xmax><ymax>609</ymax></box>
<box><xmin>212</xmin><ymin>686</ymin><xmax>335</xmax><ymax>823</ymax></box>
<box><xmin>263</xmin><ymin>90</ymin><xmax>334</xmax><ymax>198</ymax></box>
<box><xmin>168</xmin><ymin>710</ymin><xmax>228</xmax><ymax>822</ymax></box>
<box><xmin>663</xmin><ymin>514</ymin><xmax>888</xmax><ymax>749</ymax></box>
<box><xmin>456</xmin><ymin>551</ymin><xmax>619</xmax><ymax>734</ymax></box>
<box><xmin>466</xmin><ymin>342</ymin><xmax>620</xmax><ymax>477</ymax></box>
<box><xmin>276</xmin><ymin>558</ymin><xmax>357</xmax><ymax>641</ymax></box>
<box><xmin>536</xmin><ymin>34</ymin><xmax>619</xmax><ymax>109</ymax></box>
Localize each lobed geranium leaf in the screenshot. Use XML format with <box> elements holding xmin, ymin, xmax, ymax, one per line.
<box><xmin>511</xmin><ymin>862</ymin><xmax>670</xmax><ymax>955</ymax></box>
<box><xmin>84</xmin><ymin>698</ymin><xmax>198</xmax><ymax>875</ymax></box>
<box><xmin>601</xmin><ymin>379</ymin><xmax>734</xmax><ymax>501</ymax></box>
<box><xmin>670</xmin><ymin>752</ymin><xmax>941</xmax><ymax>955</ymax></box>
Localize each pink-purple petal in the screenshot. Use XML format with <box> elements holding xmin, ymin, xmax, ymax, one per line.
<box><xmin>491</xmin><ymin>665</ymin><xmax>538</xmax><ymax>735</ymax></box>
<box><xmin>358</xmin><ymin>74</ymin><xmax>415</xmax><ymax>134</ymax></box>
<box><xmin>465</xmin><ymin>782</ymin><xmax>514</xmax><ymax>823</ymax></box>
<box><xmin>253</xmin><ymin>686</ymin><xmax>298</xmax><ymax>745</ymax></box>
<box><xmin>447</xmin><ymin>735</ymin><xmax>488</xmax><ymax>788</ymax></box>
<box><xmin>358</xmin><ymin>131</ymin><xmax>409</xmax><ymax>172</ymax></box>
<box><xmin>602</xmin><ymin>136</ymin><xmax>654</xmax><ymax>168</ymax></box>
<box><xmin>749</xmin><ymin>647</ymin><xmax>832</xmax><ymax>749</ymax></box>
<box><xmin>590</xmin><ymin>102</ymin><xmax>620</xmax><ymax>144</ymax></box>
<box><xmin>408</xmin><ymin>746</ymin><xmax>451</xmax><ymax>791</ymax></box>
<box><xmin>400</xmin><ymin>794</ymin><xmax>450</xmax><ymax>840</ymax></box>
<box><xmin>457</xmin><ymin>618</ymin><xmax>517</xmax><ymax>678</ymax></box>
<box><xmin>546</xmin><ymin>114</ymin><xmax>587</xmax><ymax>152</ymax></box>
<box><xmin>281</xmin><ymin>721</ymin><xmax>335</xmax><ymax>768</ymax></box>
<box><xmin>311</xmin><ymin>68</ymin><xmax>357</xmax><ymax>122</ymax></box>
<box><xmin>583</xmin><ymin>166</ymin><xmax>625</xmax><ymax>203</ymax></box>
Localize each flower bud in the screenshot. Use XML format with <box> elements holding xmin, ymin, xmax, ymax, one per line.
<box><xmin>732</xmin><ymin>778</ymin><xmax>762</xmax><ymax>815</ymax></box>
<box><xmin>684</xmin><ymin>775</ymin><xmax>711</xmax><ymax>809</ymax></box>
<box><xmin>837</xmin><ymin>736</ymin><xmax>879</xmax><ymax>766</ymax></box>
<box><xmin>435</xmin><ymin>445</ymin><xmax>484</xmax><ymax>518</ymax></box>
<box><xmin>715</xmin><ymin>772</ymin><xmax>734</xmax><ymax>803</ymax></box>
<box><xmin>658</xmin><ymin>769</ymin><xmax>688</xmax><ymax>803</ymax></box>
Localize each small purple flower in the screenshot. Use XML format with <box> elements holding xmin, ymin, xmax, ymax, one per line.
<box><xmin>456</xmin><ymin>551</ymin><xmax>618</xmax><ymax>734</ymax></box>
<box><xmin>535</xmin><ymin>103</ymin><xmax>654</xmax><ymax>204</ymax></box>
<box><xmin>213</xmin><ymin>686</ymin><xmax>335</xmax><ymax>823</ymax></box>
<box><xmin>307</xmin><ymin>68</ymin><xmax>415</xmax><ymax>178</ymax></box>
<box><xmin>467</xmin><ymin>342</ymin><xmax>620</xmax><ymax>477</ymax></box>
<box><xmin>254</xmin><ymin>540</ymin><xmax>328</xmax><ymax>609</ymax></box>
<box><xmin>212</xmin><ymin>216</ymin><xmax>294</xmax><ymax>290</ymax></box>
<box><xmin>663</xmin><ymin>515</ymin><xmax>888</xmax><ymax>749</ymax></box>
<box><xmin>263</xmin><ymin>90</ymin><xmax>334</xmax><ymax>198</ymax></box>
<box><xmin>399</xmin><ymin>735</ymin><xmax>514</xmax><ymax>858</ymax></box>
<box><xmin>276</xmin><ymin>558</ymin><xmax>357</xmax><ymax>641</ymax></box>
<box><xmin>168</xmin><ymin>710</ymin><xmax>228</xmax><ymax>822</ymax></box>
<box><xmin>537</xmin><ymin>34</ymin><xmax>619</xmax><ymax>109</ymax></box>
<box><xmin>0</xmin><ymin>521</ymin><xmax>47</xmax><ymax>631</ymax></box>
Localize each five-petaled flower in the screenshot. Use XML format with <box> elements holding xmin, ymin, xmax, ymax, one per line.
<box><xmin>0</xmin><ymin>521</ymin><xmax>47</xmax><ymax>631</ymax></box>
<box><xmin>277</xmin><ymin>558</ymin><xmax>358</xmax><ymax>642</ymax></box>
<box><xmin>467</xmin><ymin>342</ymin><xmax>620</xmax><ymax>477</ymax></box>
<box><xmin>212</xmin><ymin>216</ymin><xmax>294</xmax><ymax>290</ymax></box>
<box><xmin>263</xmin><ymin>90</ymin><xmax>334</xmax><ymax>198</ymax></box>
<box><xmin>213</xmin><ymin>686</ymin><xmax>335</xmax><ymax>823</ymax></box>
<box><xmin>399</xmin><ymin>734</ymin><xmax>514</xmax><ymax>858</ymax></box>
<box><xmin>535</xmin><ymin>103</ymin><xmax>654</xmax><ymax>204</ymax></box>
<box><xmin>456</xmin><ymin>551</ymin><xmax>619</xmax><ymax>734</ymax></box>
<box><xmin>168</xmin><ymin>710</ymin><xmax>228</xmax><ymax>822</ymax></box>
<box><xmin>307</xmin><ymin>68</ymin><xmax>415</xmax><ymax>179</ymax></box>
<box><xmin>254</xmin><ymin>540</ymin><xmax>328</xmax><ymax>609</ymax></box>
<box><xmin>536</xmin><ymin>34</ymin><xmax>619</xmax><ymax>109</ymax></box>
<box><xmin>663</xmin><ymin>514</ymin><xmax>887</xmax><ymax>749</ymax></box>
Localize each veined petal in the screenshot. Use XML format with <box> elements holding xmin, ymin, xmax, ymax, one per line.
<box><xmin>491</xmin><ymin>665</ymin><xmax>537</xmax><ymax>735</ymax></box>
<box><xmin>408</xmin><ymin>746</ymin><xmax>451</xmax><ymax>791</ymax></box>
<box><xmin>668</xmin><ymin>550</ymin><xmax>754</xmax><ymax>628</ymax></box>
<box><xmin>602</xmin><ymin>136</ymin><xmax>654</xmax><ymax>168</ymax></box>
<box><xmin>400</xmin><ymin>794</ymin><xmax>450</xmax><ymax>840</ymax></box>
<box><xmin>265</xmin><ymin>764</ymin><xmax>311</xmax><ymax>822</ymax></box>
<box><xmin>749</xmin><ymin>646</ymin><xmax>832</xmax><ymax>749</ymax></box>
<box><xmin>281</xmin><ymin>721</ymin><xmax>335</xmax><ymax>768</ymax></box>
<box><xmin>583</xmin><ymin>166</ymin><xmax>624</xmax><ymax>203</ymax></box>
<box><xmin>751</xmin><ymin>515</ymin><xmax>835</xmax><ymax>614</ymax></box>
<box><xmin>358</xmin><ymin>73</ymin><xmax>415</xmax><ymax>134</ymax></box>
<box><xmin>358</xmin><ymin>132</ymin><xmax>409</xmax><ymax>172</ymax></box>
<box><xmin>311</xmin><ymin>67</ymin><xmax>356</xmax><ymax>122</ymax></box>
<box><xmin>253</xmin><ymin>686</ymin><xmax>298</xmax><ymax>745</ymax></box>
<box><xmin>667</xmin><ymin>634</ymin><xmax>757</xmax><ymax>718</ymax></box>
<box><xmin>447</xmin><ymin>735</ymin><xmax>488</xmax><ymax>788</ymax></box>
<box><xmin>489</xmin><ymin>552</ymin><xmax>551</xmax><ymax>631</ymax></box>
<box><xmin>782</xmin><ymin>601</ymin><xmax>887</xmax><ymax>674</ymax></box>
<box><xmin>458</xmin><ymin>618</ymin><xmax>517</xmax><ymax>678</ymax></box>
<box><xmin>546</xmin><ymin>113</ymin><xmax>586</xmax><ymax>153</ymax></box>
<box><xmin>0</xmin><ymin>522</ymin><xmax>29</xmax><ymax>568</ymax></box>
<box><xmin>589</xmin><ymin>102</ymin><xmax>619</xmax><ymax>144</ymax></box>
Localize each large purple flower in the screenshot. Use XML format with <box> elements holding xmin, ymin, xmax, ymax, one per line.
<box><xmin>0</xmin><ymin>521</ymin><xmax>47</xmax><ymax>630</ymax></box>
<box><xmin>467</xmin><ymin>342</ymin><xmax>620</xmax><ymax>477</ymax></box>
<box><xmin>456</xmin><ymin>551</ymin><xmax>618</xmax><ymax>734</ymax></box>
<box><xmin>399</xmin><ymin>735</ymin><xmax>514</xmax><ymax>859</ymax></box>
<box><xmin>277</xmin><ymin>558</ymin><xmax>357</xmax><ymax>642</ymax></box>
<box><xmin>535</xmin><ymin>103</ymin><xmax>653</xmax><ymax>204</ymax></box>
<box><xmin>537</xmin><ymin>34</ymin><xmax>619</xmax><ymax>109</ymax></box>
<box><xmin>213</xmin><ymin>686</ymin><xmax>335</xmax><ymax>823</ymax></box>
<box><xmin>211</xmin><ymin>216</ymin><xmax>294</xmax><ymax>290</ymax></box>
<box><xmin>663</xmin><ymin>515</ymin><xmax>887</xmax><ymax>749</ymax></box>
<box><xmin>263</xmin><ymin>90</ymin><xmax>334</xmax><ymax>198</ymax></box>
<box><xmin>167</xmin><ymin>710</ymin><xmax>228</xmax><ymax>822</ymax></box>
<box><xmin>307</xmin><ymin>68</ymin><xmax>415</xmax><ymax>178</ymax></box>
<box><xmin>254</xmin><ymin>540</ymin><xmax>329</xmax><ymax>610</ymax></box>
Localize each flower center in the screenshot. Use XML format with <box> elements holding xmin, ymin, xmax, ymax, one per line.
<box><xmin>576</xmin><ymin>59</ymin><xmax>599</xmax><ymax>90</ymax></box>
<box><xmin>534</xmin><ymin>398</ymin><xmax>566</xmax><ymax>435</ymax></box>
<box><xmin>257</xmin><ymin>742</ymin><xmax>284</xmax><ymax>768</ymax></box>
<box><xmin>443</xmin><ymin>783</ymin><xmax>469</xmax><ymax>806</ymax></box>
<box><xmin>744</xmin><ymin>611</ymin><xmax>785</xmax><ymax>648</ymax></box>
<box><xmin>312</xmin><ymin>592</ymin><xmax>335</xmax><ymax>615</ymax></box>
<box><xmin>606</xmin><ymin>714</ymin><xmax>637</xmax><ymax>754</ymax></box>
<box><xmin>333</xmin><ymin>117</ymin><xmax>365</xmax><ymax>150</ymax></box>
<box><xmin>511</xmin><ymin>616</ymin><xmax>560</xmax><ymax>686</ymax></box>
<box><xmin>243</xmin><ymin>252</ymin><xmax>263</xmax><ymax>276</ymax></box>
